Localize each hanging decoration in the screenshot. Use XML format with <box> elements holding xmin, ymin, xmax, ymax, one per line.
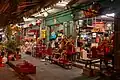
<box><xmin>83</xmin><ymin>2</ymin><xmax>101</xmax><ymax>18</ymax></box>
<box><xmin>41</xmin><ymin>30</ymin><xmax>46</xmax><ymax>39</ymax></box>
<box><xmin>36</xmin><ymin>20</ymin><xmax>41</xmax><ymax>26</ymax></box>
<box><xmin>28</xmin><ymin>23</ymin><xmax>33</xmax><ymax>27</ymax></box>
<box><xmin>91</xmin><ymin>22</ymin><xmax>105</xmax><ymax>32</ymax></box>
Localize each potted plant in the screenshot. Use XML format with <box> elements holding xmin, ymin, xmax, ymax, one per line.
<box><xmin>4</xmin><ymin>25</ymin><xmax>21</xmax><ymax>61</ymax></box>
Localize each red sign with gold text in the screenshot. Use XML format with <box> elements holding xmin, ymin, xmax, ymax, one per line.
<box><xmin>92</xmin><ymin>22</ymin><xmax>105</xmax><ymax>32</ymax></box>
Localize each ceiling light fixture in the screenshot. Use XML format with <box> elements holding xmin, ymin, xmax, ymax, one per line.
<box><xmin>106</xmin><ymin>13</ymin><xmax>115</xmax><ymax>17</ymax></box>
<box><xmin>23</xmin><ymin>17</ymin><xmax>34</xmax><ymax>21</ymax></box>
<box><xmin>43</xmin><ymin>12</ymin><xmax>48</xmax><ymax>17</ymax></box>
<box><xmin>56</xmin><ymin>1</ymin><xmax>68</xmax><ymax>7</ymax></box>
<box><xmin>101</xmin><ymin>15</ymin><xmax>108</xmax><ymax>18</ymax></box>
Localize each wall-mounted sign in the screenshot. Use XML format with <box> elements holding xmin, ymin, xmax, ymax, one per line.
<box><xmin>41</xmin><ymin>30</ymin><xmax>46</xmax><ymax>38</ymax></box>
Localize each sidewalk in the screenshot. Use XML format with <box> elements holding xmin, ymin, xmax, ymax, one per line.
<box><xmin>9</xmin><ymin>54</ymin><xmax>100</xmax><ymax>80</ymax></box>
<box><xmin>0</xmin><ymin>65</ymin><xmax>21</xmax><ymax>80</ymax></box>
<box><xmin>10</xmin><ymin>54</ymin><xmax>83</xmax><ymax>80</ymax></box>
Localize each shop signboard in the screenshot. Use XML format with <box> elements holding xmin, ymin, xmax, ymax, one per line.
<box><xmin>41</xmin><ymin>30</ymin><xmax>46</xmax><ymax>39</ymax></box>
<box><xmin>83</xmin><ymin>9</ymin><xmax>98</xmax><ymax>18</ymax></box>
<box><xmin>91</xmin><ymin>22</ymin><xmax>105</xmax><ymax>32</ymax></box>
<box><xmin>28</xmin><ymin>29</ymin><xmax>36</xmax><ymax>35</ymax></box>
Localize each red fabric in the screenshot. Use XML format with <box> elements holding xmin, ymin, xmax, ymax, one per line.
<box><xmin>47</xmin><ymin>48</ymin><xmax>52</xmax><ymax>55</ymax></box>
<box><xmin>0</xmin><ymin>57</ymin><xmax>4</xmax><ymax>67</ymax></box>
<box><xmin>66</xmin><ymin>45</ymin><xmax>75</xmax><ymax>55</ymax></box>
<box><xmin>36</xmin><ymin>43</ymin><xmax>42</xmax><ymax>53</ymax></box>
<box><xmin>104</xmin><ymin>47</ymin><xmax>110</xmax><ymax>55</ymax></box>
<box><xmin>91</xmin><ymin>47</ymin><xmax>97</xmax><ymax>58</ymax></box>
<box><xmin>105</xmin><ymin>47</ymin><xmax>109</xmax><ymax>53</ymax></box>
<box><xmin>72</xmin><ymin>46</ymin><xmax>75</xmax><ymax>54</ymax></box>
<box><xmin>36</xmin><ymin>43</ymin><xmax>43</xmax><ymax>57</ymax></box>
<box><xmin>41</xmin><ymin>45</ymin><xmax>47</xmax><ymax>54</ymax></box>
<box><xmin>59</xmin><ymin>58</ymin><xmax>70</xmax><ymax>64</ymax></box>
<box><xmin>67</xmin><ymin>50</ymin><xmax>72</xmax><ymax>55</ymax></box>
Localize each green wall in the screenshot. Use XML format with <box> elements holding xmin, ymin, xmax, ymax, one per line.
<box><xmin>45</xmin><ymin>10</ymin><xmax>73</xmax><ymax>26</ymax></box>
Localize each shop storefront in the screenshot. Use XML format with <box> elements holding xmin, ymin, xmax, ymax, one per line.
<box><xmin>73</xmin><ymin>2</ymin><xmax>114</xmax><ymax>47</ymax></box>
<box><xmin>45</xmin><ymin>10</ymin><xmax>75</xmax><ymax>41</ymax></box>
<box><xmin>23</xmin><ymin>19</ymin><xmax>42</xmax><ymax>41</ymax></box>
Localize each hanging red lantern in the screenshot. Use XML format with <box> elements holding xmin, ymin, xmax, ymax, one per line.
<box><xmin>29</xmin><ymin>23</ymin><xmax>33</xmax><ymax>27</ymax></box>
<box><xmin>36</xmin><ymin>23</ymin><xmax>40</xmax><ymax>26</ymax></box>
<box><xmin>36</xmin><ymin>20</ymin><xmax>41</xmax><ymax>26</ymax></box>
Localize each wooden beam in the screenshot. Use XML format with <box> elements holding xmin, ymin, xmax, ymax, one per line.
<box><xmin>114</xmin><ymin>12</ymin><xmax>120</xmax><ymax>71</ymax></box>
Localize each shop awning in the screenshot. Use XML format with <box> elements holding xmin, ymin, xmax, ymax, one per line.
<box><xmin>0</xmin><ymin>0</ymin><xmax>62</xmax><ymax>27</ymax></box>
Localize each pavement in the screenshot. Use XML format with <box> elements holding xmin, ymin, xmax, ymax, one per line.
<box><xmin>7</xmin><ymin>54</ymin><xmax>99</xmax><ymax>80</ymax></box>
<box><xmin>0</xmin><ymin>65</ymin><xmax>21</xmax><ymax>80</ymax></box>
<box><xmin>19</xmin><ymin>54</ymin><xmax>84</xmax><ymax>80</ymax></box>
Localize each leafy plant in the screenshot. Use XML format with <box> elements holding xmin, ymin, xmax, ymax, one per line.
<box><xmin>5</xmin><ymin>40</ymin><xmax>19</xmax><ymax>53</ymax></box>
<box><xmin>4</xmin><ymin>25</ymin><xmax>21</xmax><ymax>54</ymax></box>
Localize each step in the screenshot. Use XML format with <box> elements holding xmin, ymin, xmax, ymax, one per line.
<box><xmin>73</xmin><ymin>62</ymin><xmax>100</xmax><ymax>70</ymax></box>
<box><xmin>8</xmin><ymin>61</ymin><xmax>35</xmax><ymax>80</ymax></box>
<box><xmin>73</xmin><ymin>62</ymin><xmax>85</xmax><ymax>69</ymax></box>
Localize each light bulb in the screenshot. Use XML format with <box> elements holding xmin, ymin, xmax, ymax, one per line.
<box><xmin>43</xmin><ymin>12</ymin><xmax>48</xmax><ymax>17</ymax></box>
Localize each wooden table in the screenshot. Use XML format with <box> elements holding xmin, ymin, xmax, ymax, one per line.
<box><xmin>78</xmin><ymin>58</ymin><xmax>100</xmax><ymax>69</ymax></box>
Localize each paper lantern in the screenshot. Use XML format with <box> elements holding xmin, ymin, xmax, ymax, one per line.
<box><xmin>36</xmin><ymin>20</ymin><xmax>41</xmax><ymax>26</ymax></box>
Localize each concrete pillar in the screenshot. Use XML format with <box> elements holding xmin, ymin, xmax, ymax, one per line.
<box><xmin>114</xmin><ymin>12</ymin><xmax>120</xmax><ymax>70</ymax></box>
